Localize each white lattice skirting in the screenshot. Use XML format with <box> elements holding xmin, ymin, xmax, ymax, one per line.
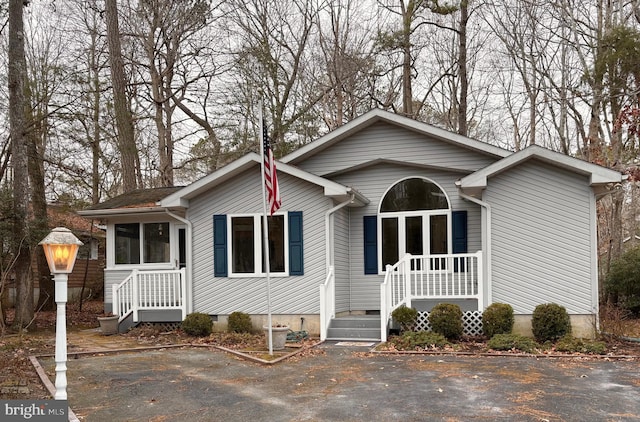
<box><xmin>414</xmin><ymin>310</ymin><xmax>483</xmax><ymax>337</ymax></box>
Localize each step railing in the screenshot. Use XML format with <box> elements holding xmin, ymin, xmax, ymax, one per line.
<box><xmin>112</xmin><ymin>268</ymin><xmax>187</xmax><ymax>323</ymax></box>
<box><xmin>380</xmin><ymin>252</ymin><xmax>483</xmax><ymax>341</ymax></box>
<box><xmin>319</xmin><ymin>265</ymin><xmax>335</xmax><ymax>341</ymax></box>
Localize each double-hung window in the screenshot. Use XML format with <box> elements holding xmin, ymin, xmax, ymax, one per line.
<box><xmin>230</xmin><ymin>214</ymin><xmax>287</xmax><ymax>276</ymax></box>
<box><xmin>214</xmin><ymin>212</ymin><xmax>303</xmax><ymax>277</ymax></box>
<box><xmin>114</xmin><ymin>222</ymin><xmax>170</xmax><ymax>265</ymax></box>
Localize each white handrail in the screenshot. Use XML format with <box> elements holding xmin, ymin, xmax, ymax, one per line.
<box><xmin>112</xmin><ymin>269</ymin><xmax>187</xmax><ymax>323</ymax></box>
<box><xmin>380</xmin><ymin>251</ymin><xmax>483</xmax><ymax>342</ymax></box>
<box><xmin>319</xmin><ymin>265</ymin><xmax>335</xmax><ymax>341</ymax></box>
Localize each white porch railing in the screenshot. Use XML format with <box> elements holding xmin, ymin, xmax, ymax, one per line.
<box><xmin>112</xmin><ymin>269</ymin><xmax>187</xmax><ymax>323</ymax></box>
<box><xmin>380</xmin><ymin>252</ymin><xmax>483</xmax><ymax>341</ymax></box>
<box><xmin>319</xmin><ymin>265</ymin><xmax>335</xmax><ymax>341</ymax></box>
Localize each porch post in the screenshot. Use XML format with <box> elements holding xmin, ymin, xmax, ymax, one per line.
<box><xmin>180</xmin><ymin>268</ymin><xmax>187</xmax><ymax>320</ymax></box>
<box><xmin>476</xmin><ymin>251</ymin><xmax>484</xmax><ymax>311</ymax></box>
<box><xmin>132</xmin><ymin>269</ymin><xmax>139</xmax><ymax>322</ymax></box>
<box><xmin>404</xmin><ymin>254</ymin><xmax>412</xmax><ymax>309</ymax></box>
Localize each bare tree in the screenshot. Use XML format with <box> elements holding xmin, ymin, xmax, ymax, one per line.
<box><xmin>314</xmin><ymin>1</ymin><xmax>378</xmax><ymax>130</ymax></box>
<box><xmin>8</xmin><ymin>0</ymin><xmax>33</xmax><ymax>329</ymax></box>
<box><xmin>105</xmin><ymin>0</ymin><xmax>138</xmax><ymax>192</ymax></box>
<box><xmin>224</xmin><ymin>0</ymin><xmax>323</xmax><ymax>156</ymax></box>
<box><xmin>132</xmin><ymin>0</ymin><xmax>213</xmax><ymax>187</ymax></box>
<box><xmin>376</xmin><ymin>0</ymin><xmax>458</xmax><ymax>118</ymax></box>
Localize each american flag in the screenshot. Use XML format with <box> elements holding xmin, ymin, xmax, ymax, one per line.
<box><xmin>263</xmin><ymin>124</ymin><xmax>281</xmax><ymax>215</ymax></box>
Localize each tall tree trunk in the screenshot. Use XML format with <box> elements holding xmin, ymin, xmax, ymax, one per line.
<box><xmin>9</xmin><ymin>0</ymin><xmax>33</xmax><ymax>329</ymax></box>
<box><xmin>400</xmin><ymin>0</ymin><xmax>414</xmax><ymax>117</ymax></box>
<box><xmin>457</xmin><ymin>0</ymin><xmax>468</xmax><ymax>136</ymax></box>
<box><xmin>90</xmin><ymin>21</ymin><xmax>101</xmax><ymax>205</ymax></box>
<box><xmin>25</xmin><ymin>102</ymin><xmax>52</xmax><ymax>311</ymax></box>
<box><xmin>105</xmin><ymin>0</ymin><xmax>138</xmax><ymax>193</ymax></box>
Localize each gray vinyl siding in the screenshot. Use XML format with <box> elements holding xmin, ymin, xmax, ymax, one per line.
<box><xmin>331</xmin><ymin>161</ymin><xmax>483</xmax><ymax>311</ymax></box>
<box><xmin>297</xmin><ymin>121</ymin><xmax>498</xmax><ymax>176</ymax></box>
<box><xmin>333</xmin><ymin>207</ymin><xmax>351</xmax><ymax>313</ymax></box>
<box><xmin>188</xmin><ymin>167</ymin><xmax>331</xmax><ymax>315</ymax></box>
<box><xmin>104</xmin><ymin>270</ymin><xmax>133</xmax><ymax>305</ymax></box>
<box><xmin>485</xmin><ymin>160</ymin><xmax>595</xmax><ymax>315</ymax></box>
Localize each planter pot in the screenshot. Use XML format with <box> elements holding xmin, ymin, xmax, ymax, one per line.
<box><xmin>263</xmin><ymin>326</ymin><xmax>290</xmax><ymax>350</ymax></box>
<box><xmin>98</xmin><ymin>315</ymin><xmax>119</xmax><ymax>335</ymax></box>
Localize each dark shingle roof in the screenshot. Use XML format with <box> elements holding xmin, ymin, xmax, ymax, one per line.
<box><xmin>85</xmin><ymin>187</ymin><xmax>183</xmax><ymax>211</ymax></box>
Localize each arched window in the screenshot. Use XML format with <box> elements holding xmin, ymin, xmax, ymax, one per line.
<box><xmin>379</xmin><ymin>177</ymin><xmax>451</xmax><ymax>269</ymax></box>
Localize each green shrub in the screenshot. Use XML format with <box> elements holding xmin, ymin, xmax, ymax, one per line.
<box><xmin>182</xmin><ymin>312</ymin><xmax>213</xmax><ymax>337</ymax></box>
<box><xmin>531</xmin><ymin>303</ymin><xmax>572</xmax><ymax>343</ymax></box>
<box><xmin>487</xmin><ymin>333</ymin><xmax>538</xmax><ymax>353</ymax></box>
<box><xmin>391</xmin><ymin>305</ymin><xmax>419</xmax><ymax>333</ymax></box>
<box><xmin>482</xmin><ymin>303</ymin><xmax>514</xmax><ymax>338</ymax></box>
<box><xmin>555</xmin><ymin>335</ymin><xmax>607</xmax><ymax>355</ymax></box>
<box><xmin>605</xmin><ymin>246</ymin><xmax>640</xmax><ymax>316</ymax></box>
<box><xmin>228</xmin><ymin>311</ymin><xmax>253</xmax><ymax>333</ymax></box>
<box><xmin>428</xmin><ymin>303</ymin><xmax>463</xmax><ymax>340</ymax></box>
<box><xmin>390</xmin><ymin>331</ymin><xmax>449</xmax><ymax>350</ymax></box>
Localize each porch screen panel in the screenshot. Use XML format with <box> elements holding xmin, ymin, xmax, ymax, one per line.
<box><xmin>382</xmin><ymin>217</ymin><xmax>399</xmax><ymax>267</ymax></box>
<box><xmin>144</xmin><ymin>223</ymin><xmax>170</xmax><ymax>263</ymax></box>
<box><xmin>115</xmin><ymin>223</ymin><xmax>140</xmax><ymax>264</ymax></box>
<box><xmin>232</xmin><ymin>217</ymin><xmax>255</xmax><ymax>273</ymax></box>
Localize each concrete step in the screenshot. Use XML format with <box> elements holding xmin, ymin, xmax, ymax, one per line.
<box><xmin>326</xmin><ymin>326</ymin><xmax>381</xmax><ymax>340</ymax></box>
<box><xmin>328</xmin><ymin>316</ymin><xmax>380</xmax><ymax>329</ymax></box>
<box><xmin>326</xmin><ymin>315</ymin><xmax>381</xmax><ymax>340</ymax></box>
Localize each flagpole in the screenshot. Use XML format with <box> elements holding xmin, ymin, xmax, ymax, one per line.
<box><xmin>259</xmin><ymin>99</ymin><xmax>274</xmax><ymax>355</ymax></box>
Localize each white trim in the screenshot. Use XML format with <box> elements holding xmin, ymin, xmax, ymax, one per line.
<box><xmin>160</xmin><ymin>153</ymin><xmax>369</xmax><ymax>209</ymax></box>
<box><xmin>457</xmin><ymin>190</ymin><xmax>492</xmax><ymax>309</ymax></box>
<box><xmin>377</xmin><ymin>176</ymin><xmax>452</xmax><ymax>274</ymax></box>
<box><xmin>459</xmin><ymin>145</ymin><xmax>623</xmax><ymax>194</ymax></box>
<box><xmin>589</xmin><ymin>190</ymin><xmax>599</xmax><ymax>326</ymax></box>
<box><xmin>78</xmin><ymin>207</ymin><xmax>168</xmax><ymax>218</ymax></box>
<box><xmin>166</xmin><ymin>209</ymin><xmax>193</xmax><ymax>315</ymax></box>
<box><xmin>107</xmin><ymin>221</ymin><xmax>174</xmax><ymax>270</ymax></box>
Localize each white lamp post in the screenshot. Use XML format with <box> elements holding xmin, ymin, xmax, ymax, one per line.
<box><xmin>39</xmin><ymin>227</ymin><xmax>83</xmax><ymax>401</ymax></box>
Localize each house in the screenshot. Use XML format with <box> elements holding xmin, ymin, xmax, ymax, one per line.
<box><xmin>4</xmin><ymin>204</ymin><xmax>105</xmax><ymax>307</ymax></box>
<box><xmin>78</xmin><ymin>109</ymin><xmax>623</xmax><ymax>340</ymax></box>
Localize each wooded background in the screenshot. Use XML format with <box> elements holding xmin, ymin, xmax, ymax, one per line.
<box><xmin>1</xmin><ymin>0</ymin><xmax>639</xmax><ymax>329</ymax></box>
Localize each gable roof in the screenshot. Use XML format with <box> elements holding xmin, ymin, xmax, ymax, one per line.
<box><xmin>282</xmin><ymin>108</ymin><xmax>511</xmax><ymax>165</ymax></box>
<box><xmin>458</xmin><ymin>145</ymin><xmax>624</xmax><ymax>196</ymax></box>
<box><xmin>160</xmin><ymin>152</ymin><xmax>369</xmax><ymax>209</ymax></box>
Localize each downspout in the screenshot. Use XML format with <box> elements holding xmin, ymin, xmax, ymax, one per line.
<box><xmin>325</xmin><ymin>193</ymin><xmax>356</xmax><ymax>272</ymax></box>
<box><xmin>166</xmin><ymin>209</ymin><xmax>193</xmax><ymax>315</ymax></box>
<box><xmin>456</xmin><ymin>188</ymin><xmax>492</xmax><ymax>308</ymax></box>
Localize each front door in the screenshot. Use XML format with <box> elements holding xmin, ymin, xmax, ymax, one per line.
<box><xmin>174</xmin><ymin>224</ymin><xmax>187</xmax><ymax>269</ymax></box>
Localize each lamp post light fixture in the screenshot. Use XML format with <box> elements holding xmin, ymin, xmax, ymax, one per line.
<box><xmin>39</xmin><ymin>227</ymin><xmax>83</xmax><ymax>401</ymax></box>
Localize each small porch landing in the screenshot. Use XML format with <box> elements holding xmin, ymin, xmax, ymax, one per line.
<box><xmin>112</xmin><ymin>269</ymin><xmax>187</xmax><ymax>332</ymax></box>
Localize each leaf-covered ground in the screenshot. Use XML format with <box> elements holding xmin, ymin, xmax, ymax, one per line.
<box><xmin>1</xmin><ymin>301</ymin><xmax>639</xmax><ymax>401</ymax></box>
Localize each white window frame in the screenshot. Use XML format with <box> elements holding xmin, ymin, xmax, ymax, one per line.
<box><xmin>377</xmin><ymin>177</ymin><xmax>452</xmax><ymax>274</ymax></box>
<box><xmin>227</xmin><ymin>213</ymin><xmax>289</xmax><ymax>277</ymax></box>
<box><xmin>107</xmin><ymin>220</ymin><xmax>174</xmax><ymax>270</ymax></box>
